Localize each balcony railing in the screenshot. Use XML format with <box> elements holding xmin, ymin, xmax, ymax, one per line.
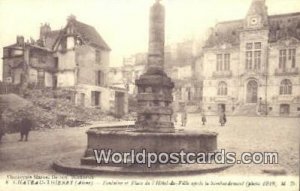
<box><xmin>275</xmin><ymin>68</ymin><xmax>299</xmax><ymax>76</ymax></box>
<box><xmin>212</xmin><ymin>70</ymin><xmax>232</xmax><ymax>78</ymax></box>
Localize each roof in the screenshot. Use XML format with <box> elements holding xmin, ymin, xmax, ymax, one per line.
<box><xmin>40</xmin><ymin>18</ymin><xmax>111</xmax><ymax>51</ymax></box>
<box><xmin>205</xmin><ymin>20</ymin><xmax>243</xmax><ymax>48</ymax></box>
<box><xmin>43</xmin><ymin>30</ymin><xmax>61</xmax><ymax>50</ymax></box>
<box><xmin>204</xmin><ymin>12</ymin><xmax>300</xmax><ymax>48</ymax></box>
<box><xmin>269</xmin><ymin>12</ymin><xmax>300</xmax><ymax>42</ymax></box>
<box><xmin>3</xmin><ymin>43</ymin><xmax>23</xmax><ymax>49</ymax></box>
<box><xmin>71</xmin><ymin>20</ymin><xmax>111</xmax><ymax>51</ymax></box>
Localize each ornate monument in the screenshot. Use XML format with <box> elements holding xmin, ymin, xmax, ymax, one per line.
<box><xmin>53</xmin><ymin>0</ymin><xmax>226</xmax><ymax>174</ymax></box>
<box><xmin>135</xmin><ymin>0</ymin><xmax>175</xmax><ymax>132</ymax></box>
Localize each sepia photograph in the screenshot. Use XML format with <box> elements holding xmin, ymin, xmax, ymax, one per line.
<box><xmin>0</xmin><ymin>0</ymin><xmax>299</xmax><ymax>190</ymax></box>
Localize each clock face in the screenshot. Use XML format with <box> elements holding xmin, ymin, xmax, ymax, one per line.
<box><xmin>250</xmin><ymin>17</ymin><xmax>258</xmax><ymax>25</ymax></box>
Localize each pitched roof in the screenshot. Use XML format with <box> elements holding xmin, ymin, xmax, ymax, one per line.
<box><xmin>204</xmin><ymin>20</ymin><xmax>243</xmax><ymax>48</ymax></box>
<box><xmin>3</xmin><ymin>43</ymin><xmax>23</xmax><ymax>49</ymax></box>
<box><xmin>40</xmin><ymin>19</ymin><xmax>111</xmax><ymax>51</ymax></box>
<box><xmin>72</xmin><ymin>20</ymin><xmax>111</xmax><ymax>51</ymax></box>
<box><xmin>43</xmin><ymin>30</ymin><xmax>61</xmax><ymax>50</ymax></box>
<box><xmin>204</xmin><ymin>12</ymin><xmax>300</xmax><ymax>48</ymax></box>
<box><xmin>269</xmin><ymin>12</ymin><xmax>300</xmax><ymax>42</ymax></box>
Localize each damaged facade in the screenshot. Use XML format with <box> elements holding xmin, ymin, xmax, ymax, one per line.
<box><xmin>119</xmin><ymin>40</ymin><xmax>203</xmax><ymax>112</ymax></box>
<box><xmin>202</xmin><ymin>0</ymin><xmax>300</xmax><ymax>116</ymax></box>
<box><xmin>2</xmin><ymin>16</ymin><xmax>128</xmax><ymax>117</ymax></box>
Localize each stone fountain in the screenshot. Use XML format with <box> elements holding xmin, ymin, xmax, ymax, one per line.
<box><xmin>53</xmin><ymin>1</ymin><xmax>230</xmax><ymax>175</ymax></box>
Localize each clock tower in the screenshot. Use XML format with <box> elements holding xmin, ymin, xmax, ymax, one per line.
<box><xmin>244</xmin><ymin>0</ymin><xmax>268</xmax><ymax>29</ymax></box>
<box><xmin>239</xmin><ymin>0</ymin><xmax>269</xmax><ymax>104</ymax></box>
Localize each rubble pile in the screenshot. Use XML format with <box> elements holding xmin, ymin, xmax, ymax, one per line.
<box><xmin>2</xmin><ymin>88</ymin><xmax>117</xmax><ymax>133</ymax></box>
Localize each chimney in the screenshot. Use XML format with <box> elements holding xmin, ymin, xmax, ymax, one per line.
<box><xmin>40</xmin><ymin>23</ymin><xmax>51</xmax><ymax>39</ymax></box>
<box><xmin>67</xmin><ymin>15</ymin><xmax>76</xmax><ymax>23</ymax></box>
<box><xmin>16</xmin><ymin>36</ymin><xmax>24</xmax><ymax>46</ymax></box>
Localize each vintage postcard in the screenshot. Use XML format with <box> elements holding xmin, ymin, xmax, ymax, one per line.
<box><xmin>0</xmin><ymin>0</ymin><xmax>299</xmax><ymax>190</ymax></box>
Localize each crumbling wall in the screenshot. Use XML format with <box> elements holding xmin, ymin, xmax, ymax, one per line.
<box><xmin>75</xmin><ymin>45</ymin><xmax>109</xmax><ymax>86</ymax></box>
<box><xmin>57</xmin><ymin>71</ymin><xmax>75</xmax><ymax>87</ymax></box>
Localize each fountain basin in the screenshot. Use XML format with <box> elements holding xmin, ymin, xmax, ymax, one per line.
<box><xmin>52</xmin><ymin>123</ymin><xmax>234</xmax><ymax>175</ymax></box>
<box><xmin>81</xmin><ymin>126</ymin><xmax>218</xmax><ymax>166</ymax></box>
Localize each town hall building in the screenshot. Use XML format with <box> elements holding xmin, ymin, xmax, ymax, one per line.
<box><xmin>202</xmin><ymin>0</ymin><xmax>300</xmax><ymax>116</ymax></box>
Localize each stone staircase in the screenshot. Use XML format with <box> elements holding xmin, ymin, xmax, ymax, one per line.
<box><xmin>233</xmin><ymin>103</ymin><xmax>258</xmax><ymax>116</ymax></box>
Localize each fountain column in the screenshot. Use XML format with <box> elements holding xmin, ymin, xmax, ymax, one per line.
<box><xmin>135</xmin><ymin>0</ymin><xmax>175</xmax><ymax>133</ymax></box>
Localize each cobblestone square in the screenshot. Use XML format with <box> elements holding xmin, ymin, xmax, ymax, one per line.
<box><xmin>0</xmin><ymin>116</ymin><xmax>298</xmax><ymax>176</ymax></box>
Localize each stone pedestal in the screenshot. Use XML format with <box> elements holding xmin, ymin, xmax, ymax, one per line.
<box><xmin>135</xmin><ymin>71</ymin><xmax>174</xmax><ymax>132</ymax></box>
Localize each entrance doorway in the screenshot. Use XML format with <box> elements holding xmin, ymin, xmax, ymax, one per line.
<box><xmin>246</xmin><ymin>80</ymin><xmax>258</xmax><ymax>103</ymax></box>
<box><xmin>91</xmin><ymin>91</ymin><xmax>101</xmax><ymax>107</ymax></box>
<box><xmin>218</xmin><ymin>104</ymin><xmax>226</xmax><ymax>113</ymax></box>
<box><xmin>280</xmin><ymin>104</ymin><xmax>290</xmax><ymax>115</ymax></box>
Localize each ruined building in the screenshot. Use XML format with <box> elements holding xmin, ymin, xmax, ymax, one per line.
<box><xmin>2</xmin><ymin>16</ymin><xmax>128</xmax><ymax>117</ymax></box>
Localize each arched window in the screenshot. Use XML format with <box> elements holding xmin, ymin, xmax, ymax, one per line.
<box><xmin>218</xmin><ymin>81</ymin><xmax>227</xmax><ymax>95</ymax></box>
<box><xmin>280</xmin><ymin>79</ymin><xmax>292</xmax><ymax>95</ymax></box>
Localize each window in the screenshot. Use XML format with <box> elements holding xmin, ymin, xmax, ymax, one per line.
<box><xmin>96</xmin><ymin>70</ymin><xmax>103</xmax><ymax>86</ymax></box>
<box><xmin>280</xmin><ymin>79</ymin><xmax>292</xmax><ymax>95</ymax></box>
<box><xmin>91</xmin><ymin>91</ymin><xmax>101</xmax><ymax>106</ymax></box>
<box><xmin>245</xmin><ymin>42</ymin><xmax>261</xmax><ymax>70</ymax></box>
<box><xmin>218</xmin><ymin>81</ymin><xmax>227</xmax><ymax>96</ymax></box>
<box><xmin>254</xmin><ymin>42</ymin><xmax>261</xmax><ymax>49</ymax></box>
<box><xmin>54</xmin><ymin>57</ymin><xmax>58</xmax><ymax>69</ymax></box>
<box><xmin>217</xmin><ymin>54</ymin><xmax>222</xmax><ymax>71</ymax></box>
<box><xmin>224</xmin><ymin>54</ymin><xmax>230</xmax><ymax>70</ymax></box>
<box><xmin>246</xmin><ymin>43</ymin><xmax>253</xmax><ymax>50</ymax></box>
<box><xmin>216</xmin><ymin>53</ymin><xmax>230</xmax><ymax>71</ymax></box>
<box><xmin>279</xmin><ymin>49</ymin><xmax>296</xmax><ymax>69</ymax></box>
<box><xmin>95</xmin><ymin>49</ymin><xmax>101</xmax><ymax>63</ymax></box>
<box><xmin>279</xmin><ymin>50</ymin><xmax>287</xmax><ymax>69</ymax></box>
<box><xmin>37</xmin><ymin>69</ymin><xmax>45</xmax><ymax>88</ymax></box>
<box><xmin>254</xmin><ymin>51</ymin><xmax>261</xmax><ymax>69</ymax></box>
<box><xmin>246</xmin><ymin>51</ymin><xmax>252</xmax><ymax>69</ymax></box>
<box><xmin>288</xmin><ymin>49</ymin><xmax>296</xmax><ymax>68</ymax></box>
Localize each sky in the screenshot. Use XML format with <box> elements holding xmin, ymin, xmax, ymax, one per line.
<box><xmin>0</xmin><ymin>0</ymin><xmax>299</xmax><ymax>77</ymax></box>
